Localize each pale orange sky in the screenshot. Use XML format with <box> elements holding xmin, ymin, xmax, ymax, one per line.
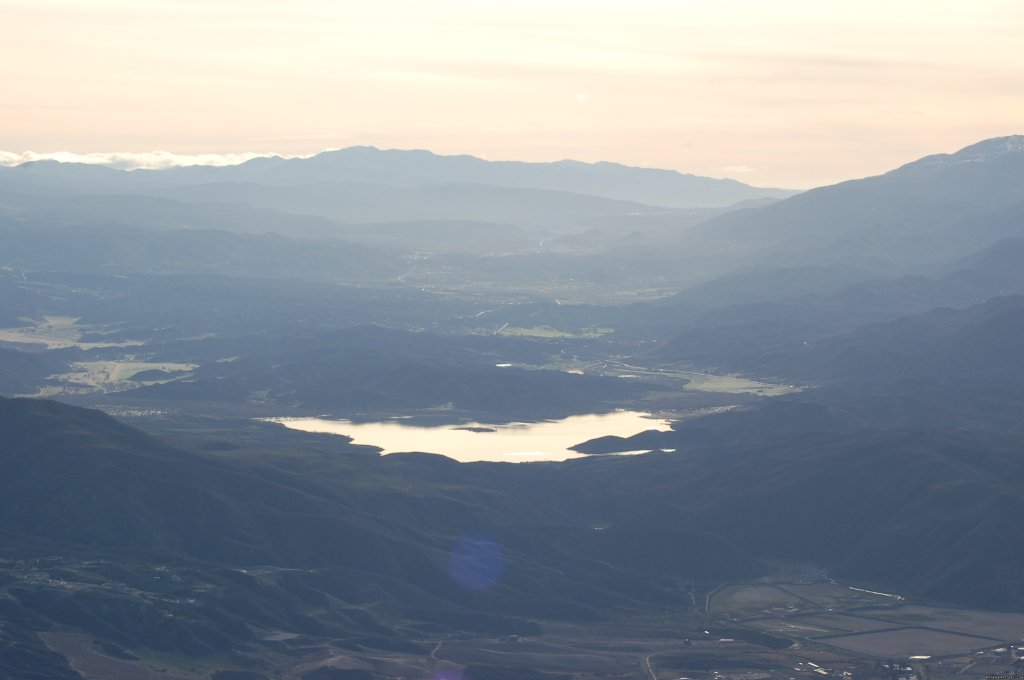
<box><xmin>2</xmin><ymin>0</ymin><xmax>1022</xmax><ymax>188</ymax></box>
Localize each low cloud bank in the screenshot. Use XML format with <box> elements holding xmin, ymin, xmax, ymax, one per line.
<box><xmin>0</xmin><ymin>150</ymin><xmax>284</xmax><ymax>170</ymax></box>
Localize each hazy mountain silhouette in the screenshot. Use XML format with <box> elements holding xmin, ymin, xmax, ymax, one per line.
<box><xmin>186</xmin><ymin>146</ymin><xmax>796</xmax><ymax>208</ymax></box>
<box><xmin>3</xmin><ymin>135</ymin><xmax>1024</xmax><ymax>677</ymax></box>
<box><xmin>674</xmin><ymin>135</ymin><xmax>1024</xmax><ymax>272</ymax></box>
<box><xmin>0</xmin><ymin>147</ymin><xmax>793</xmax><ymax>208</ymax></box>
<box><xmin>760</xmin><ymin>294</ymin><xmax>1024</xmax><ymax>385</ymax></box>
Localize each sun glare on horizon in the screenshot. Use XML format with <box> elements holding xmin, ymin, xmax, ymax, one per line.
<box><xmin>1</xmin><ymin>0</ymin><xmax>1021</xmax><ymax>187</ymax></box>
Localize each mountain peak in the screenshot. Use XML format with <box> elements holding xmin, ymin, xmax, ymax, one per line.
<box><xmin>888</xmin><ymin>134</ymin><xmax>1024</xmax><ymax>176</ymax></box>
<box><xmin>205</xmin><ymin>146</ymin><xmax>794</xmax><ymax>208</ymax></box>
<box><xmin>955</xmin><ymin>135</ymin><xmax>1024</xmax><ymax>157</ymax></box>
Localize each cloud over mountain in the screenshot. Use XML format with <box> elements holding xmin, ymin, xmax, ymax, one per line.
<box><xmin>0</xmin><ymin>150</ymin><xmax>278</xmax><ymax>170</ymax></box>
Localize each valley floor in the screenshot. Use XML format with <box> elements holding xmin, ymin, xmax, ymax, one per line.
<box><xmin>9</xmin><ymin>554</ymin><xmax>1022</xmax><ymax>680</ymax></box>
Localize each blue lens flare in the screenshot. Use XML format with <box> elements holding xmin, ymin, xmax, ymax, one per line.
<box><xmin>448</xmin><ymin>534</ymin><xmax>505</xmax><ymax>591</ymax></box>
<box><xmin>431</xmin><ymin>672</ymin><xmax>463</xmax><ymax>680</ymax></box>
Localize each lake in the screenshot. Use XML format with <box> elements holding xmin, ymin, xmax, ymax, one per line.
<box><xmin>268</xmin><ymin>410</ymin><xmax>673</xmax><ymax>463</ymax></box>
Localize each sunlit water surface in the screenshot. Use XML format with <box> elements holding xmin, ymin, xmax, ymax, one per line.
<box><xmin>269</xmin><ymin>411</ymin><xmax>672</xmax><ymax>463</ymax></box>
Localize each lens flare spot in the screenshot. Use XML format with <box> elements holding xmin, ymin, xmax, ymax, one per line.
<box><xmin>448</xmin><ymin>534</ymin><xmax>504</xmax><ymax>591</ymax></box>
<box><xmin>432</xmin><ymin>672</ymin><xmax>463</xmax><ymax>680</ymax></box>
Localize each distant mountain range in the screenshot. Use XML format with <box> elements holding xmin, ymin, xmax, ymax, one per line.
<box><xmin>1</xmin><ymin>146</ymin><xmax>796</xmax><ymax>209</ymax></box>
<box><xmin>673</xmin><ymin>134</ymin><xmax>1024</xmax><ymax>272</ymax></box>
<box><xmin>4</xmin><ymin>135</ymin><xmax>1024</xmax><ymax>676</ymax></box>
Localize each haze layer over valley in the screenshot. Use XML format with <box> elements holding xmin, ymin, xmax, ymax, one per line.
<box><xmin>2</xmin><ymin>137</ymin><xmax>1024</xmax><ymax>679</ymax></box>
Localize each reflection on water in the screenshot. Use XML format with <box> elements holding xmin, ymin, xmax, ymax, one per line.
<box><xmin>268</xmin><ymin>411</ymin><xmax>672</xmax><ymax>463</ymax></box>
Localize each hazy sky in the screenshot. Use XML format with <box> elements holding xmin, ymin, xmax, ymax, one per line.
<box><xmin>2</xmin><ymin>0</ymin><xmax>1022</xmax><ymax>187</ymax></box>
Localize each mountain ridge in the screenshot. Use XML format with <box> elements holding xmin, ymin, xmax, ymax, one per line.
<box><xmin>2</xmin><ymin>146</ymin><xmax>796</xmax><ymax>209</ymax></box>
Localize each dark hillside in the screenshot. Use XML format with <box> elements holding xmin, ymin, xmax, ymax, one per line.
<box><xmin>674</xmin><ymin>135</ymin><xmax>1024</xmax><ymax>271</ymax></box>
<box><xmin>0</xmin><ymin>348</ymin><xmax>65</xmax><ymax>395</ymax></box>
<box><xmin>569</xmin><ymin>428</ymin><xmax>1024</xmax><ymax>610</ymax></box>
<box><xmin>759</xmin><ymin>295</ymin><xmax>1024</xmax><ymax>384</ymax></box>
<box><xmin>0</xmin><ymin>397</ymin><xmax>763</xmax><ymax>675</ymax></box>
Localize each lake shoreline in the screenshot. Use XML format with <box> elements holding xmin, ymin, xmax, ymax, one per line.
<box><xmin>265</xmin><ymin>410</ymin><xmax>674</xmax><ymax>463</ymax></box>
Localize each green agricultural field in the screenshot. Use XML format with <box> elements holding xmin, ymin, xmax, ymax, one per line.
<box><xmin>747</xmin><ymin>617</ymin><xmax>840</xmax><ymax>637</ymax></box>
<box><xmin>39</xmin><ymin>633</ymin><xmax>197</xmax><ymax>680</ymax></box>
<box><xmin>854</xmin><ymin>605</ymin><xmax>1024</xmax><ymax>641</ymax></box>
<box><xmin>785</xmin><ymin>613</ymin><xmax>901</xmax><ymax>634</ymax></box>
<box><xmin>818</xmin><ymin>628</ymin><xmax>995</xmax><ymax>658</ymax></box>
<box><xmin>47</xmin><ymin>360</ymin><xmax>197</xmax><ymax>394</ymax></box>
<box><xmin>681</xmin><ymin>372</ymin><xmax>801</xmax><ymax>396</ymax></box>
<box><xmin>0</xmin><ymin>316</ymin><xmax>142</xmax><ymax>350</ymax></box>
<box><xmin>709</xmin><ymin>584</ymin><xmax>809</xmax><ymax>616</ymax></box>
<box><xmin>496</xmin><ymin>325</ymin><xmax>612</xmax><ymax>338</ymax></box>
